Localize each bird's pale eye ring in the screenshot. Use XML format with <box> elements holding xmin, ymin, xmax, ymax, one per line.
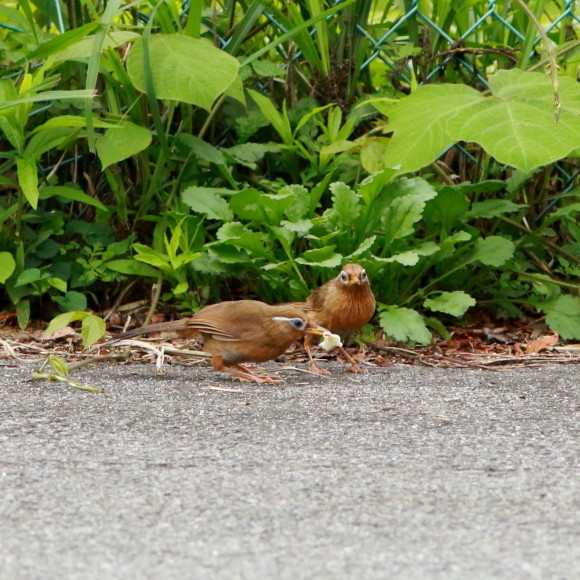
<box><xmin>339</xmin><ymin>272</ymin><xmax>349</xmax><ymax>283</ymax></box>
<box><xmin>361</xmin><ymin>269</ymin><xmax>368</xmax><ymax>282</ymax></box>
<box><xmin>273</xmin><ymin>316</ymin><xmax>307</xmax><ymax>331</ymax></box>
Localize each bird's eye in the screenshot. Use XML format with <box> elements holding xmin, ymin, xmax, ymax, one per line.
<box><xmin>290</xmin><ymin>318</ymin><xmax>307</xmax><ymax>331</ymax></box>
<box><xmin>361</xmin><ymin>269</ymin><xmax>368</xmax><ymax>282</ymax></box>
<box><xmin>339</xmin><ymin>272</ymin><xmax>349</xmax><ymax>283</ymax></box>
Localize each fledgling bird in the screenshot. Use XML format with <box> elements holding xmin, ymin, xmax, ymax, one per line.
<box><xmin>304</xmin><ymin>263</ymin><xmax>376</xmax><ymax>374</ymax></box>
<box><xmin>103</xmin><ymin>300</ymin><xmax>327</xmax><ymax>384</ymax></box>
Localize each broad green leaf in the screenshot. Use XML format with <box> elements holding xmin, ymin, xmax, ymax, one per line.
<box><xmin>15</xmin><ymin>268</ymin><xmax>43</xmax><ymax>287</ymax></box>
<box><xmin>31</xmin><ymin>115</ymin><xmax>118</xmax><ymax>132</ymax></box>
<box><xmin>45</xmin><ymin>311</ymin><xmax>89</xmax><ymax>337</ymax></box>
<box><xmin>540</xmin><ymin>295</ymin><xmax>580</xmax><ymax>340</ymax></box>
<box><xmin>96</xmin><ymin>123</ymin><xmax>152</xmax><ymax>169</ymax></box>
<box><xmin>16</xmin><ymin>156</ymin><xmax>39</xmax><ymax>208</ymax></box>
<box><xmin>48</xmin><ymin>277</ymin><xmax>67</xmax><ymax>293</ymax></box>
<box><xmin>127</xmin><ymin>35</ymin><xmax>239</xmax><ymax>110</ymax></box>
<box><xmin>471</xmin><ymin>236</ymin><xmax>515</xmax><ymax>267</ymax></box>
<box><xmin>424</xmin><ymin>291</ymin><xmax>476</xmax><ymax>317</ymax></box>
<box><xmin>105</xmin><ymin>259</ymin><xmax>160</xmax><ymax>278</ymax></box>
<box><xmin>53</xmin><ymin>31</ymin><xmax>140</xmax><ymax>62</ymax></box>
<box><xmin>296</xmin><ymin>246</ymin><xmax>343</xmax><ymax>268</ymax></box>
<box><xmin>39</xmin><ymin>186</ymin><xmax>108</xmax><ymax>212</ymax></box>
<box><xmin>330</xmin><ymin>182</ymin><xmax>361</xmax><ymax>226</ymax></box>
<box><xmin>0</xmin><ymin>252</ymin><xmax>16</xmax><ymax>283</ymax></box>
<box><xmin>321</xmin><ymin>140</ymin><xmax>358</xmax><ymax>155</ymax></box>
<box><xmin>384</xmin><ymin>84</ymin><xmax>481</xmax><ymax>174</ymax></box>
<box><xmin>379</xmin><ymin>307</ymin><xmax>431</xmax><ymax>344</ymax></box>
<box><xmin>466</xmin><ymin>199</ymin><xmax>526</xmax><ymax>219</ymax></box>
<box><xmin>360</xmin><ymin>138</ymin><xmax>389</xmax><ymax>173</ymax></box>
<box><xmin>55</xmin><ymin>291</ymin><xmax>87</xmax><ymax>312</ymax></box>
<box><xmin>182</xmin><ymin>187</ymin><xmax>234</xmax><ymax>221</ymax></box>
<box><xmin>424</xmin><ymin>188</ymin><xmax>469</xmax><ymax>231</ymax></box>
<box><xmin>282</xmin><ymin>184</ymin><xmax>310</xmax><ymax>222</ymax></box>
<box><xmin>252</xmin><ymin>60</ymin><xmax>285</xmax><ymax>77</ymax></box>
<box><xmin>81</xmin><ymin>314</ymin><xmax>106</xmax><ymax>348</ymax></box>
<box><xmin>348</xmin><ymin>236</ymin><xmax>377</xmax><ymax>258</ymax></box>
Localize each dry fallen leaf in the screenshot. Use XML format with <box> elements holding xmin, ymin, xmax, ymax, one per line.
<box><xmin>525</xmin><ymin>332</ymin><xmax>559</xmax><ymax>355</ymax></box>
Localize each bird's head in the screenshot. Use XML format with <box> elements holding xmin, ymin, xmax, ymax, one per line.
<box><xmin>336</xmin><ymin>263</ymin><xmax>370</xmax><ymax>287</ymax></box>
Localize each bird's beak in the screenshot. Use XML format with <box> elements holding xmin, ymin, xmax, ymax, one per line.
<box><xmin>305</xmin><ymin>324</ymin><xmax>326</xmax><ymax>336</ymax></box>
<box><xmin>348</xmin><ymin>277</ymin><xmax>361</xmax><ymax>285</ymax></box>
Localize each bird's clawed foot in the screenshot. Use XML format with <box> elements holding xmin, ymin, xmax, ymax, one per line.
<box><xmin>345</xmin><ymin>363</ymin><xmax>367</xmax><ymax>374</ymax></box>
<box><xmin>226</xmin><ymin>364</ymin><xmax>283</xmax><ymax>384</ymax></box>
<box><xmin>308</xmin><ymin>363</ymin><xmax>330</xmax><ymax>376</ymax></box>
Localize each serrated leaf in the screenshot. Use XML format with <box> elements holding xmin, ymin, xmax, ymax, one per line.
<box><xmin>348</xmin><ymin>236</ymin><xmax>376</xmax><ymax>258</ymax></box>
<box><xmin>330</xmin><ymin>182</ymin><xmax>361</xmax><ymax>226</ymax></box>
<box><xmin>471</xmin><ymin>236</ymin><xmax>515</xmax><ymax>267</ymax></box>
<box><xmin>466</xmin><ymin>199</ymin><xmax>526</xmax><ymax>220</ymax></box>
<box><xmin>81</xmin><ymin>314</ymin><xmax>106</xmax><ymax>348</ymax></box>
<box><xmin>0</xmin><ymin>252</ymin><xmax>16</xmax><ymax>283</ymax></box>
<box><xmin>182</xmin><ymin>187</ymin><xmax>234</xmax><ymax>221</ymax></box>
<box><xmin>296</xmin><ymin>246</ymin><xmax>343</xmax><ymax>268</ymax></box>
<box><xmin>96</xmin><ymin>123</ymin><xmax>152</xmax><ymax>170</ymax></box>
<box><xmin>127</xmin><ymin>35</ymin><xmax>239</xmax><ymax>110</ymax></box>
<box><xmin>379</xmin><ymin>307</ymin><xmax>431</xmax><ymax>345</ymax></box>
<box><xmin>377</xmin><ymin>242</ymin><xmax>439</xmax><ymax>266</ymax></box>
<box><xmin>55</xmin><ymin>291</ymin><xmax>87</xmax><ymax>312</ymax></box>
<box><xmin>179</xmin><ymin>134</ymin><xmax>226</xmax><ymax>165</ymax></box>
<box><xmin>280</xmin><ymin>219</ymin><xmax>313</xmax><ymax>236</ymax></box>
<box><xmin>424</xmin><ymin>291</ymin><xmax>476</xmax><ymax>317</ymax></box>
<box><xmin>540</xmin><ymin>295</ymin><xmax>580</xmax><ymax>340</ymax></box>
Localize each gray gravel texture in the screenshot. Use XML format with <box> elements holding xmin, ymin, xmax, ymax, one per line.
<box><xmin>0</xmin><ymin>357</ymin><xmax>579</xmax><ymax>579</ymax></box>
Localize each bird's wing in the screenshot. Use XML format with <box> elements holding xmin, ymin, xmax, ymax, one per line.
<box><xmin>185</xmin><ymin>316</ymin><xmax>242</xmax><ymax>341</ymax></box>
<box><xmin>305</xmin><ymin>286</ymin><xmax>327</xmax><ymax>312</ymax></box>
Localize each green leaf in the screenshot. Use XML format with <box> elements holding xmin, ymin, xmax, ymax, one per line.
<box><xmin>48</xmin><ymin>277</ymin><xmax>67</xmax><ymax>293</ymax></box>
<box><xmin>182</xmin><ymin>187</ymin><xmax>234</xmax><ymax>222</ymax></box>
<box><xmin>180</xmin><ymin>134</ymin><xmax>227</xmax><ymax>165</ymax></box>
<box><xmin>280</xmin><ymin>219</ymin><xmax>313</xmax><ymax>236</ymax></box>
<box><xmin>39</xmin><ymin>186</ymin><xmax>108</xmax><ymax>212</ymax></box>
<box><xmin>348</xmin><ymin>236</ymin><xmax>376</xmax><ymax>258</ymax></box>
<box><xmin>81</xmin><ymin>314</ymin><xmax>106</xmax><ymax>348</ymax></box>
<box><xmin>540</xmin><ymin>295</ymin><xmax>580</xmax><ymax>340</ymax></box>
<box><xmin>127</xmin><ymin>35</ymin><xmax>240</xmax><ymax>110</ymax></box>
<box><xmin>466</xmin><ymin>200</ymin><xmax>526</xmax><ymax>220</ymax></box>
<box><xmin>384</xmin><ymin>71</ymin><xmax>580</xmax><ymax>174</ymax></box>
<box><xmin>247</xmin><ymin>89</ymin><xmax>292</xmax><ymax>145</ymax></box>
<box><xmin>55</xmin><ymin>291</ymin><xmax>87</xmax><ymax>312</ymax></box>
<box><xmin>45</xmin><ymin>311</ymin><xmax>88</xmax><ymax>338</ymax></box>
<box><xmin>377</xmin><ymin>242</ymin><xmax>439</xmax><ymax>266</ymax></box>
<box><xmin>105</xmin><ymin>259</ymin><xmax>159</xmax><ymax>278</ymax></box>
<box><xmin>16</xmin><ymin>299</ymin><xmax>30</xmax><ymax>329</ymax></box>
<box><xmin>296</xmin><ymin>246</ymin><xmax>343</xmax><ymax>268</ymax></box>
<box><xmin>15</xmin><ymin>268</ymin><xmax>43</xmax><ymax>287</ymax></box>
<box><xmin>16</xmin><ymin>155</ymin><xmax>39</xmax><ymax>209</ymax></box>
<box><xmin>471</xmin><ymin>236</ymin><xmax>515</xmax><ymax>267</ymax></box>
<box><xmin>48</xmin><ymin>354</ymin><xmax>69</xmax><ymax>377</ymax></box>
<box><xmin>379</xmin><ymin>307</ymin><xmax>431</xmax><ymax>345</ymax></box>
<box><xmin>53</xmin><ymin>31</ymin><xmax>140</xmax><ymax>61</ymax></box>
<box><xmin>424</xmin><ymin>291</ymin><xmax>476</xmax><ymax>317</ymax></box>
<box><xmin>96</xmin><ymin>123</ymin><xmax>152</xmax><ymax>170</ymax></box>
<box><xmin>25</xmin><ymin>127</ymin><xmax>77</xmax><ymax>160</ymax></box>
<box><xmin>0</xmin><ymin>252</ymin><xmax>16</xmax><ymax>283</ymax></box>
<box><xmin>252</xmin><ymin>60</ymin><xmax>285</xmax><ymax>77</ymax></box>
<box><xmin>330</xmin><ymin>182</ymin><xmax>361</xmax><ymax>226</ymax></box>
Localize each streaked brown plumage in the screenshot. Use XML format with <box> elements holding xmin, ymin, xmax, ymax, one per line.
<box><xmin>304</xmin><ymin>263</ymin><xmax>376</xmax><ymax>374</ymax></box>
<box><xmin>104</xmin><ymin>300</ymin><xmax>326</xmax><ymax>383</ymax></box>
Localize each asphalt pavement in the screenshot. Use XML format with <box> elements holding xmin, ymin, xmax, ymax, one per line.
<box><xmin>1</xmin><ymin>357</ymin><xmax>579</xmax><ymax>579</ymax></box>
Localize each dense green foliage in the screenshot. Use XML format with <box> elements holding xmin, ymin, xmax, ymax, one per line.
<box><xmin>1</xmin><ymin>0</ymin><xmax>579</xmax><ymax>345</ymax></box>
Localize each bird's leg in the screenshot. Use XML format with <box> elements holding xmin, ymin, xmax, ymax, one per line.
<box><xmin>339</xmin><ymin>346</ymin><xmax>367</xmax><ymax>374</ymax></box>
<box><xmin>304</xmin><ymin>334</ymin><xmax>330</xmax><ymax>376</ymax></box>
<box><xmin>226</xmin><ymin>364</ymin><xmax>282</xmax><ymax>384</ymax></box>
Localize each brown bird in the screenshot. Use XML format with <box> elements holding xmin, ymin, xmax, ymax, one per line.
<box><xmin>104</xmin><ymin>300</ymin><xmax>327</xmax><ymax>384</ymax></box>
<box><xmin>304</xmin><ymin>263</ymin><xmax>376</xmax><ymax>374</ymax></box>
